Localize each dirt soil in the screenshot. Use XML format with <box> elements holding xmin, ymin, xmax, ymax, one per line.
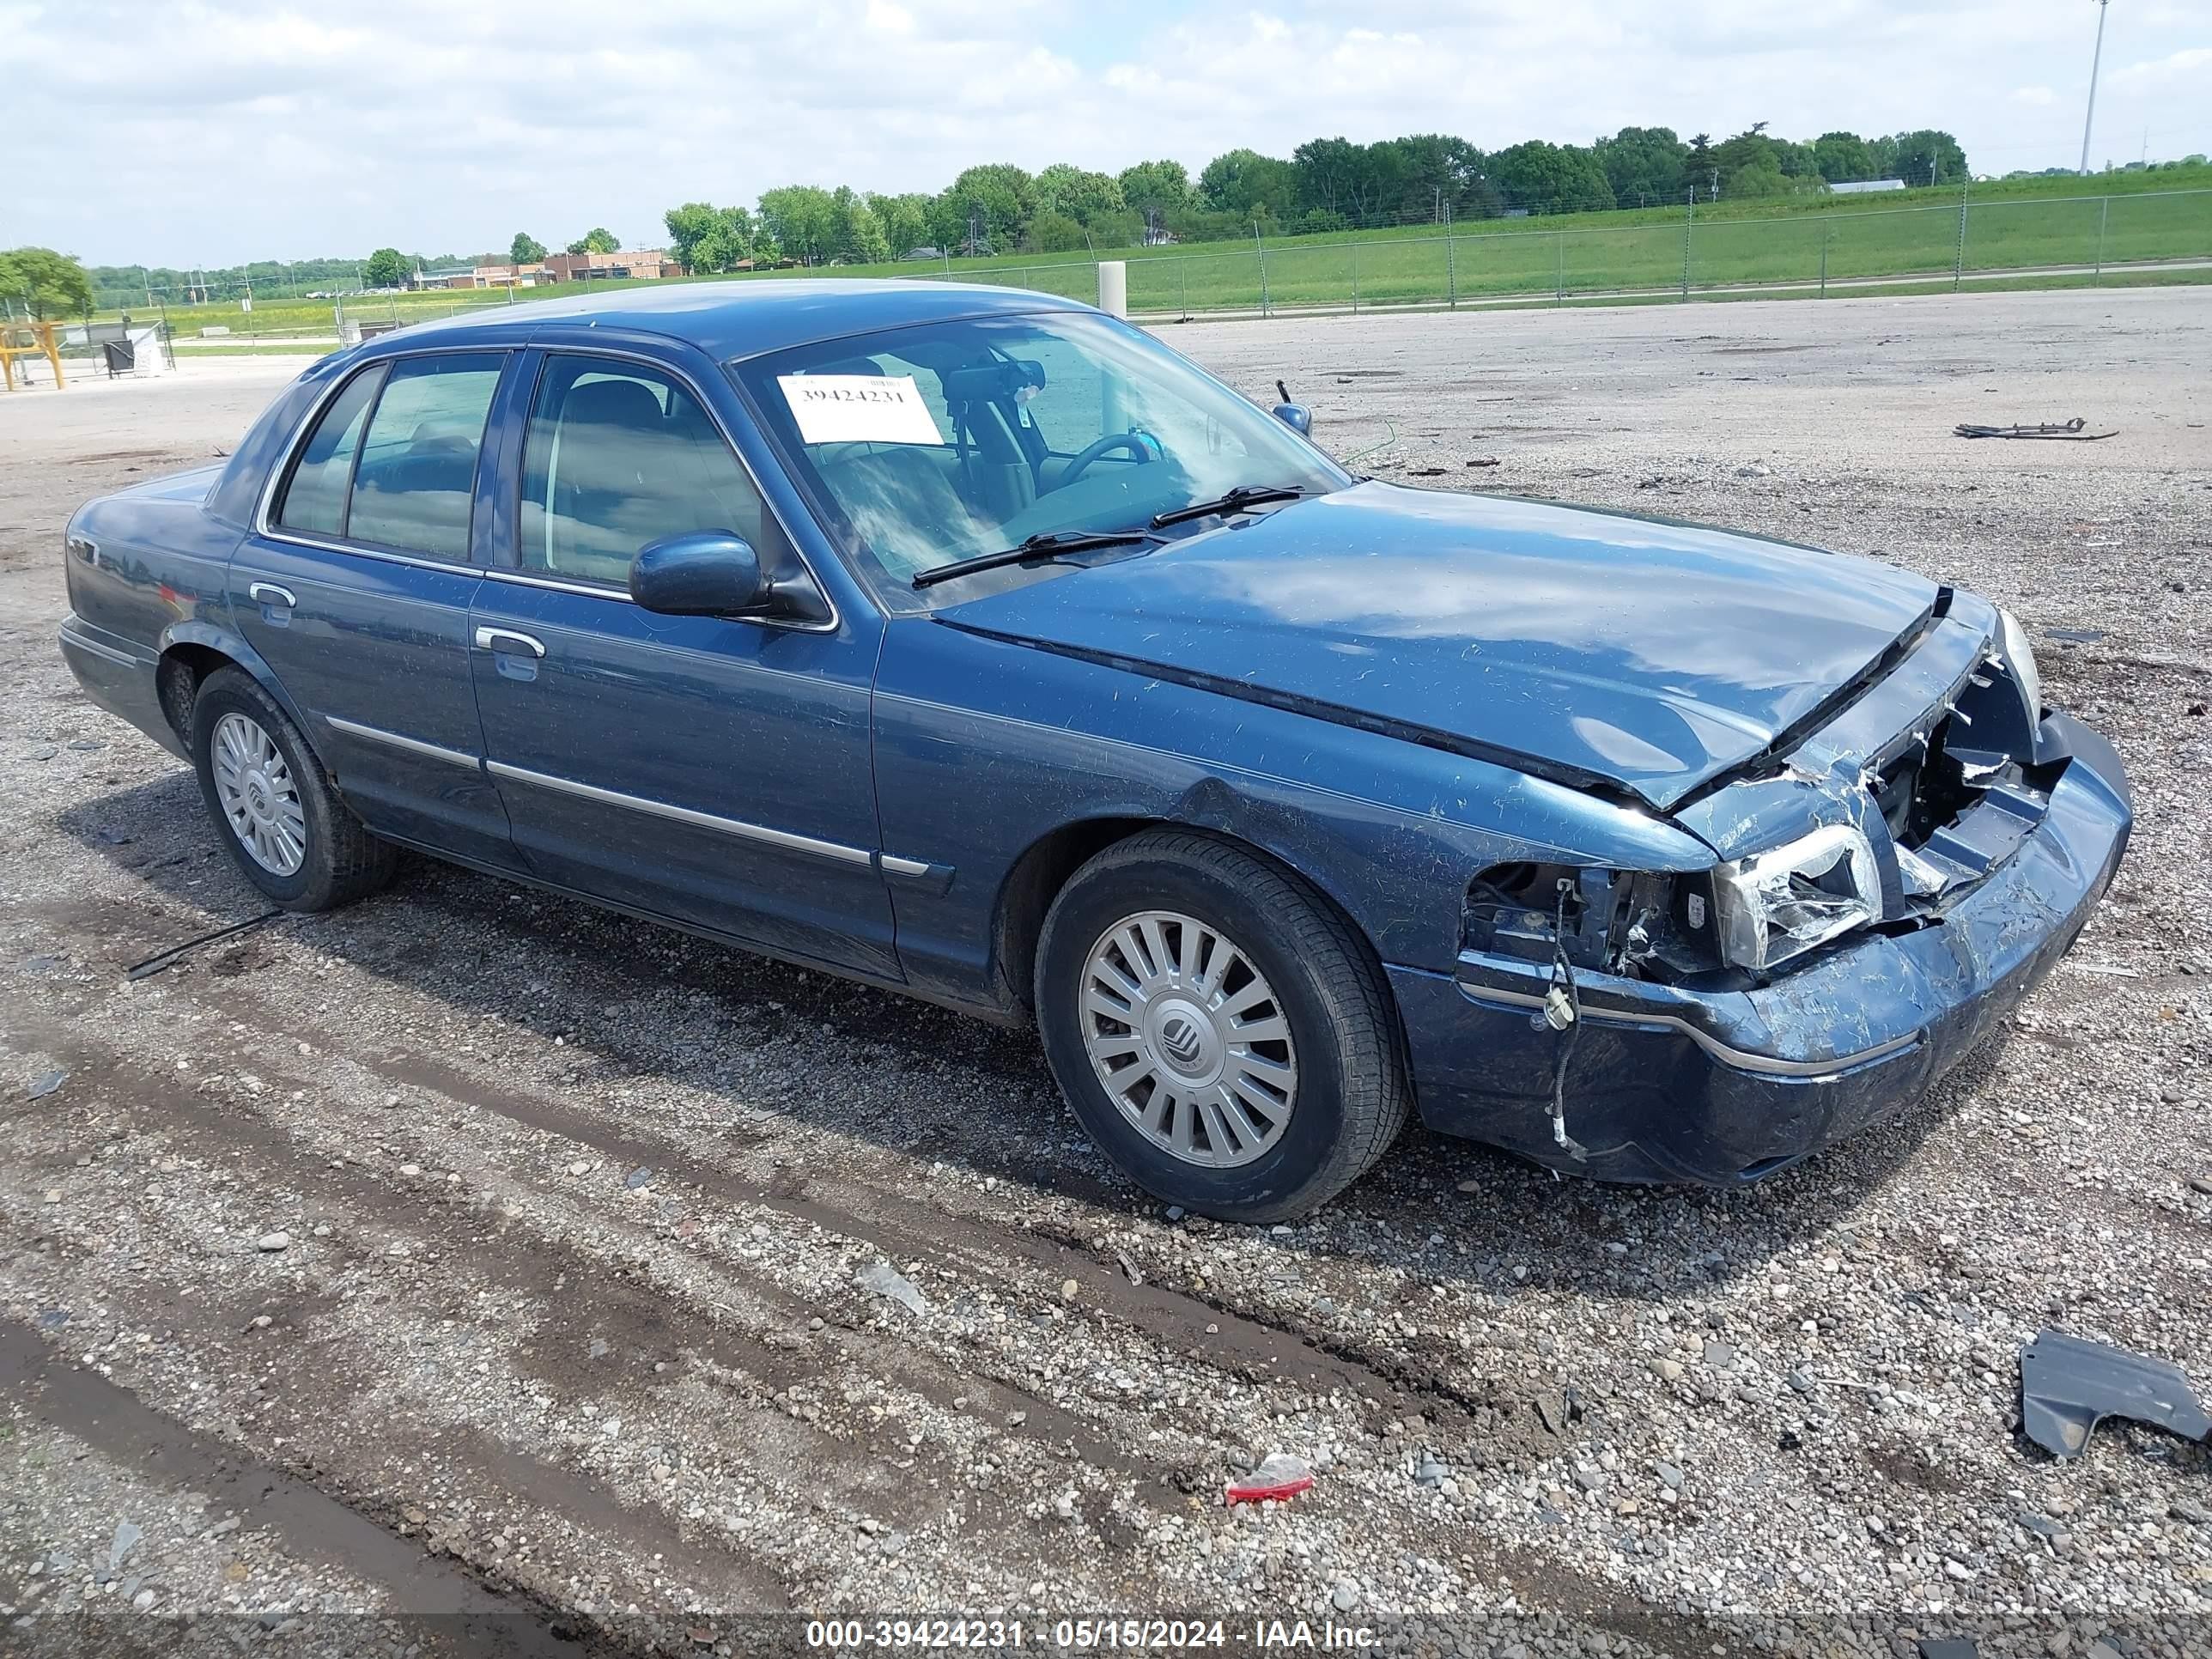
<box><xmin>2</xmin><ymin>288</ymin><xmax>2209</xmax><ymax>1658</ymax></box>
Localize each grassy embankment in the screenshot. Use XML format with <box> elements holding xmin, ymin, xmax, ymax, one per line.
<box><xmin>142</xmin><ymin>166</ymin><xmax>2212</xmax><ymax>346</ymax></box>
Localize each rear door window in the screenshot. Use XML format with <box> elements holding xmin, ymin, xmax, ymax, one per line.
<box><xmin>343</xmin><ymin>353</ymin><xmax>505</xmax><ymax>559</ymax></box>
<box><xmin>273</xmin><ymin>366</ymin><xmax>384</xmax><ymax>538</ymax></box>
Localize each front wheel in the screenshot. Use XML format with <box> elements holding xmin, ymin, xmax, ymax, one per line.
<box><xmin>1034</xmin><ymin>830</ymin><xmax>1409</xmax><ymax>1223</ymax></box>
<box><xmin>189</xmin><ymin>667</ymin><xmax>398</xmax><ymax>911</ymax></box>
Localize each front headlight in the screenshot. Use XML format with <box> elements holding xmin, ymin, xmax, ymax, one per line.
<box><xmin>1710</xmin><ymin>822</ymin><xmax>1881</xmax><ymax>974</ymax></box>
<box><xmin>1996</xmin><ymin>606</ymin><xmax>2043</xmax><ymax>725</ymax></box>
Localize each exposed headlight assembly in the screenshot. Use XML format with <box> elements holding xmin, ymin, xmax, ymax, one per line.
<box><xmin>1995</xmin><ymin>606</ymin><xmax>2043</xmax><ymax>726</ymax></box>
<box><xmin>1711</xmin><ymin>822</ymin><xmax>1881</xmax><ymax>974</ymax></box>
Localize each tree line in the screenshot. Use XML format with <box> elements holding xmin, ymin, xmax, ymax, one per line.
<box><xmin>654</xmin><ymin>125</ymin><xmax>1975</xmax><ymax>271</ymax></box>
<box><xmin>69</xmin><ymin>130</ymin><xmax>2212</xmax><ymax>307</ymax></box>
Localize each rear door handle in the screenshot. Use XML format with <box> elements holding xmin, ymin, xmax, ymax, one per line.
<box><xmin>247</xmin><ymin>581</ymin><xmax>296</xmax><ymax>621</ymax></box>
<box><xmin>474</xmin><ymin>627</ymin><xmax>545</xmax><ymax>658</ymax></box>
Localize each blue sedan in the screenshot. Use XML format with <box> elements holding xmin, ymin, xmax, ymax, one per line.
<box><xmin>57</xmin><ymin>282</ymin><xmax>2130</xmax><ymax>1219</ymax></box>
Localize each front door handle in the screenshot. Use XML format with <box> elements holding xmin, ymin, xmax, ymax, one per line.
<box><xmin>474</xmin><ymin>627</ymin><xmax>545</xmax><ymax>658</ymax></box>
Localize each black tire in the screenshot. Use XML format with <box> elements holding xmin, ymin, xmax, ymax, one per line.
<box><xmin>188</xmin><ymin>666</ymin><xmax>398</xmax><ymax>912</ymax></box>
<box><xmin>1034</xmin><ymin>828</ymin><xmax>1410</xmax><ymax>1223</ymax></box>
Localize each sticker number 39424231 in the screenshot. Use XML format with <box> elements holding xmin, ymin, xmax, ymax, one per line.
<box><xmin>776</xmin><ymin>373</ymin><xmax>945</xmax><ymax>447</ymax></box>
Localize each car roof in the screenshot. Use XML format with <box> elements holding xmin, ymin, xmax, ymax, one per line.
<box><xmin>381</xmin><ymin>278</ymin><xmax>1092</xmax><ymax>361</ymax></box>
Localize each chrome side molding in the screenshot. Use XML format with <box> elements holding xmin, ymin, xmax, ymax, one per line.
<box><xmin>324</xmin><ymin>715</ymin><xmax>482</xmax><ymax>770</ymax></box>
<box><xmin>485</xmin><ymin>759</ymin><xmax>874</xmax><ymax>866</ymax></box>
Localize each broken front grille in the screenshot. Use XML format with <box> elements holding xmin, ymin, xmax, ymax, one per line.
<box><xmin>1870</xmin><ymin>652</ymin><xmax>2053</xmax><ymax>902</ymax></box>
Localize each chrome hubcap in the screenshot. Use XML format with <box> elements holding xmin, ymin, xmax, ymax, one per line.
<box><xmin>1079</xmin><ymin>909</ymin><xmax>1297</xmax><ymax>1168</ymax></box>
<box><xmin>210</xmin><ymin>712</ymin><xmax>307</xmax><ymax>876</ymax></box>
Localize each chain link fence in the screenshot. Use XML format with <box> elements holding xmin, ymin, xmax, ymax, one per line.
<box><xmin>88</xmin><ymin>185</ymin><xmax>2210</xmax><ymax>352</ymax></box>
<box><xmin>899</xmin><ymin>188</ymin><xmax>2212</xmax><ymax>319</ymax></box>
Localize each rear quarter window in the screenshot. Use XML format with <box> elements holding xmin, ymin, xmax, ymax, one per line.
<box><xmin>273</xmin><ymin>367</ymin><xmax>383</xmax><ymax>538</ymax></box>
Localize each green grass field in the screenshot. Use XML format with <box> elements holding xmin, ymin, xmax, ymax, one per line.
<box><xmin>113</xmin><ymin>173</ymin><xmax>2212</xmax><ymax>340</ymax></box>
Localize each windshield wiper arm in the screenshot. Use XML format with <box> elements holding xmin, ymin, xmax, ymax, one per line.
<box><xmin>1150</xmin><ymin>483</ymin><xmax>1308</xmax><ymax>529</ymax></box>
<box><xmin>910</xmin><ymin>529</ymin><xmax>1157</xmax><ymax>590</ymax></box>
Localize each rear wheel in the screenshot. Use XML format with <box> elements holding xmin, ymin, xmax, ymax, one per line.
<box><xmin>188</xmin><ymin>667</ymin><xmax>397</xmax><ymax>911</ymax></box>
<box><xmin>1035</xmin><ymin>829</ymin><xmax>1409</xmax><ymax>1222</ymax></box>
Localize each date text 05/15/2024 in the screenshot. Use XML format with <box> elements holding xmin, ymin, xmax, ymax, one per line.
<box><xmin>804</xmin><ymin>1618</ymin><xmax>1381</xmax><ymax>1650</ymax></box>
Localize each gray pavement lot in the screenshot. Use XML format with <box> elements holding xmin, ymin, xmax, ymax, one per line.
<box><xmin>1</xmin><ymin>288</ymin><xmax>2209</xmax><ymax>1655</ymax></box>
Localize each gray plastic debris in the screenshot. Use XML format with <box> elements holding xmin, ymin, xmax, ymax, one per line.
<box><xmin>27</xmin><ymin>1069</ymin><xmax>67</xmax><ymax>1100</ymax></box>
<box><xmin>108</xmin><ymin>1520</ymin><xmax>143</xmax><ymax>1574</ymax></box>
<box><xmin>1917</xmin><ymin>1640</ymin><xmax>1978</xmax><ymax>1659</ymax></box>
<box><xmin>2019</xmin><ymin>1328</ymin><xmax>2212</xmax><ymax>1460</ymax></box>
<box><xmin>855</xmin><ymin>1261</ymin><xmax>927</xmax><ymax>1316</ymax></box>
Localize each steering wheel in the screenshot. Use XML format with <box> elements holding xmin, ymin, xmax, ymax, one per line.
<box><xmin>1058</xmin><ymin>433</ymin><xmax>1158</xmax><ymax>489</ymax></box>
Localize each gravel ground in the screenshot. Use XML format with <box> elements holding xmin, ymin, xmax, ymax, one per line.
<box><xmin>2</xmin><ymin>288</ymin><xmax>2209</xmax><ymax>1658</ymax></box>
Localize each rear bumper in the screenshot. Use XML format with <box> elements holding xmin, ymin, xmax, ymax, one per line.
<box><xmin>58</xmin><ymin>614</ymin><xmax>185</xmax><ymax>760</ymax></box>
<box><xmin>1392</xmin><ymin>709</ymin><xmax>2132</xmax><ymax>1185</ymax></box>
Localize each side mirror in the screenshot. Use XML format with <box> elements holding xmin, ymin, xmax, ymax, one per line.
<box><xmin>629</xmin><ymin>532</ymin><xmax>773</xmax><ymax>617</ymax></box>
<box><xmin>1271</xmin><ymin>403</ymin><xmax>1313</xmax><ymax>437</ymax></box>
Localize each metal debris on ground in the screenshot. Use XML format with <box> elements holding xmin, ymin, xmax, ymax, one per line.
<box><xmin>2018</xmin><ymin>1328</ymin><xmax>2212</xmax><ymax>1461</ymax></box>
<box><xmin>1954</xmin><ymin>417</ymin><xmax>2116</xmax><ymax>441</ymax></box>
<box><xmin>125</xmin><ymin>911</ymin><xmax>283</xmax><ymax>981</ymax></box>
<box><xmin>1224</xmin><ymin>1452</ymin><xmax>1316</xmax><ymax>1506</ymax></box>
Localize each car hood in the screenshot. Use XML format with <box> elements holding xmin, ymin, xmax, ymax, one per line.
<box><xmin>936</xmin><ymin>482</ymin><xmax>1938</xmax><ymax>811</ymax></box>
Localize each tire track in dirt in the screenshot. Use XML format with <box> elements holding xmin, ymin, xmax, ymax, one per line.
<box><xmin>8</xmin><ymin>1072</ymin><xmax>800</xmax><ymax>1607</ymax></box>
<box><xmin>0</xmin><ymin>1320</ymin><xmax>588</xmax><ymax>1658</ymax></box>
<box><xmin>9</xmin><ymin>908</ymin><xmax>1767</xmax><ymax>1644</ymax></box>
<box><xmin>373</xmin><ymin>1048</ymin><xmax>1489</xmax><ymax>1431</ymax></box>
<box><xmin>5</xmin><ymin>956</ymin><xmax>1206</xmax><ymax>1489</ymax></box>
<box><xmin>5</xmin><ymin>1019</ymin><xmax>1177</xmax><ymax>1586</ymax></box>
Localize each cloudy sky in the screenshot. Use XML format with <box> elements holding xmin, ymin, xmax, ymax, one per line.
<box><xmin>5</xmin><ymin>0</ymin><xmax>2206</xmax><ymax>267</ymax></box>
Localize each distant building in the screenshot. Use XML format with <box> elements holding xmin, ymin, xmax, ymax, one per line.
<box><xmin>1829</xmin><ymin>179</ymin><xmax>1907</xmax><ymax>195</ymax></box>
<box><xmin>410</xmin><ymin>266</ymin><xmax>480</xmax><ymax>290</ymax></box>
<box><xmin>471</xmin><ymin>262</ymin><xmax>545</xmax><ymax>289</ymax></box>
<box><xmin>539</xmin><ymin>249</ymin><xmax>678</xmax><ymax>283</ymax></box>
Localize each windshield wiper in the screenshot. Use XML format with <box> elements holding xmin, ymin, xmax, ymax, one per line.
<box><xmin>1150</xmin><ymin>483</ymin><xmax>1309</xmax><ymax>529</ymax></box>
<box><xmin>910</xmin><ymin>529</ymin><xmax>1158</xmax><ymax>590</ymax></box>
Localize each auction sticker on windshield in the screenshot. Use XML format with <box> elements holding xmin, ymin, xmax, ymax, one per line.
<box><xmin>778</xmin><ymin>374</ymin><xmax>945</xmax><ymax>446</ymax></box>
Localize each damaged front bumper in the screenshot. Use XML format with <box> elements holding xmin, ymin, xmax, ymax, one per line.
<box><xmin>1389</xmin><ymin>709</ymin><xmax>2131</xmax><ymax>1185</ymax></box>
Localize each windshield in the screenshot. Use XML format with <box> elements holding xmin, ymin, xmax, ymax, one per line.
<box><xmin>732</xmin><ymin>310</ymin><xmax>1347</xmax><ymax>605</ymax></box>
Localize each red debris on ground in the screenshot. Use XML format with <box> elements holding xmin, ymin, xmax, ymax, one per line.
<box><xmin>1224</xmin><ymin>1452</ymin><xmax>1315</xmax><ymax>1505</ymax></box>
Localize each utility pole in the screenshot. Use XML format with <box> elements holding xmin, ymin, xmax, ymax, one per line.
<box><xmin>2079</xmin><ymin>0</ymin><xmax>2110</xmax><ymax>175</ymax></box>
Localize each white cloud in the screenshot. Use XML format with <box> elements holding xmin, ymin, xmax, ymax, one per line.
<box><xmin>3</xmin><ymin>0</ymin><xmax>2206</xmax><ymax>265</ymax></box>
<box><xmin>2112</xmin><ymin>45</ymin><xmax>2212</xmax><ymax>83</ymax></box>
